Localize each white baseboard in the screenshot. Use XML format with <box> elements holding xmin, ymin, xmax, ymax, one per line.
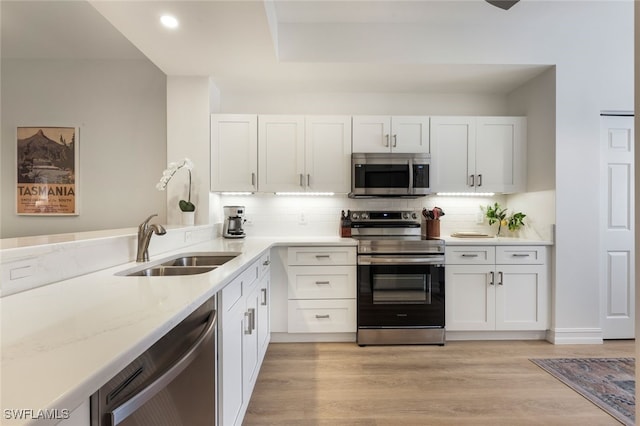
<box><xmin>270</xmin><ymin>332</ymin><xmax>356</xmax><ymax>343</ymax></box>
<box><xmin>546</xmin><ymin>328</ymin><xmax>603</xmax><ymax>344</ymax></box>
<box><xmin>445</xmin><ymin>330</ymin><xmax>547</xmax><ymax>341</ymax></box>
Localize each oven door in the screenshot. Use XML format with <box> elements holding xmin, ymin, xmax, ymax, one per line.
<box><xmin>357</xmin><ymin>256</ymin><xmax>444</xmax><ymax>328</ymax></box>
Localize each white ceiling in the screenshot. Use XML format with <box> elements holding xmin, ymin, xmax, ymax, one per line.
<box><xmin>2</xmin><ymin>0</ymin><xmax>551</xmax><ymax>94</ymax></box>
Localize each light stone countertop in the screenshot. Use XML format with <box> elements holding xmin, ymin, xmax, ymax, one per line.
<box><xmin>441</xmin><ymin>235</ymin><xmax>554</xmax><ymax>246</ymax></box>
<box><xmin>0</xmin><ymin>233</ymin><xmax>552</xmax><ymax>425</ymax></box>
<box><xmin>0</xmin><ymin>236</ymin><xmax>356</xmax><ymax>426</ymax></box>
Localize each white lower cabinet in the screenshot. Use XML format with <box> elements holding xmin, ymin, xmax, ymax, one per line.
<box><xmin>286</xmin><ymin>247</ymin><xmax>357</xmax><ymax>334</ymax></box>
<box><xmin>445</xmin><ymin>245</ymin><xmax>548</xmax><ymax>332</ymax></box>
<box><xmin>219</xmin><ymin>251</ymin><xmax>270</xmax><ymax>426</ymax></box>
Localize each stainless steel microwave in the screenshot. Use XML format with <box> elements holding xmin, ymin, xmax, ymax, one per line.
<box><xmin>350</xmin><ymin>153</ymin><xmax>431</xmax><ymax>197</ymax></box>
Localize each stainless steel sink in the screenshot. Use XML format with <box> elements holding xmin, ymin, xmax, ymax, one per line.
<box><xmin>117</xmin><ymin>251</ymin><xmax>240</xmax><ymax>277</ymax></box>
<box><xmin>161</xmin><ymin>255</ymin><xmax>238</xmax><ymax>267</ymax></box>
<box><xmin>126</xmin><ymin>266</ymin><xmax>216</xmax><ymax>276</ymax></box>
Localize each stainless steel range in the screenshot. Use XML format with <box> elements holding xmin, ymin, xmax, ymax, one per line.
<box><xmin>351</xmin><ymin>210</ymin><xmax>445</xmax><ymax>346</ymax></box>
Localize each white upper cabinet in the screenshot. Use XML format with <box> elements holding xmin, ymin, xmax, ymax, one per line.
<box><xmin>210</xmin><ymin>114</ymin><xmax>258</xmax><ymax>192</ymax></box>
<box><xmin>258</xmin><ymin>115</ymin><xmax>352</xmax><ymax>193</ymax></box>
<box><xmin>305</xmin><ymin>116</ymin><xmax>352</xmax><ymax>193</ymax></box>
<box><xmin>430</xmin><ymin>116</ymin><xmax>526</xmax><ymax>193</ymax></box>
<box><xmin>258</xmin><ymin>115</ymin><xmax>305</xmax><ymax>192</ymax></box>
<box><xmin>352</xmin><ymin>116</ymin><xmax>429</xmax><ymax>153</ymax></box>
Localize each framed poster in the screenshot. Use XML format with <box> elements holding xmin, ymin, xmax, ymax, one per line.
<box><xmin>16</xmin><ymin>126</ymin><xmax>79</xmax><ymax>215</ymax></box>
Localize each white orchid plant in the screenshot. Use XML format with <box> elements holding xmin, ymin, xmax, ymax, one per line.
<box><xmin>156</xmin><ymin>158</ymin><xmax>195</xmax><ymax>212</ymax></box>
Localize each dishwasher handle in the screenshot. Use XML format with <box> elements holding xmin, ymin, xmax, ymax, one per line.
<box><xmin>107</xmin><ymin>310</ymin><xmax>217</xmax><ymax>426</ymax></box>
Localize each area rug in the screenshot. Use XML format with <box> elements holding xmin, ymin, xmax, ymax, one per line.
<box><xmin>530</xmin><ymin>357</ymin><xmax>635</xmax><ymax>425</ymax></box>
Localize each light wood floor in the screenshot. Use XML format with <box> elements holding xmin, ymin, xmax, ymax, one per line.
<box><xmin>244</xmin><ymin>340</ymin><xmax>635</xmax><ymax>426</ymax></box>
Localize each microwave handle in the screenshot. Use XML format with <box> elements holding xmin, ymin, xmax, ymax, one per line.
<box><xmin>408</xmin><ymin>158</ymin><xmax>414</xmax><ymax>193</ymax></box>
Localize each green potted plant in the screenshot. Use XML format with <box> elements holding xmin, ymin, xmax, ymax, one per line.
<box><xmin>483</xmin><ymin>202</ymin><xmax>526</xmax><ymax>236</ymax></box>
<box><xmin>156</xmin><ymin>158</ymin><xmax>195</xmax><ymax>224</ymax></box>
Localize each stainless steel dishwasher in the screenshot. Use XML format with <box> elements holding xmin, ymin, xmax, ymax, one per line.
<box><xmin>90</xmin><ymin>296</ymin><xmax>217</xmax><ymax>426</ymax></box>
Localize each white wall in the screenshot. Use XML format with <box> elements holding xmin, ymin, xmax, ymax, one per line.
<box><xmin>1</xmin><ymin>58</ymin><xmax>167</xmax><ymax>238</ymax></box>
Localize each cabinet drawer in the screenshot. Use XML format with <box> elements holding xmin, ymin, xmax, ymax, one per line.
<box><xmin>288</xmin><ymin>299</ymin><xmax>356</xmax><ymax>333</ymax></box>
<box><xmin>496</xmin><ymin>246</ymin><xmax>546</xmax><ymax>265</ymax></box>
<box><xmin>445</xmin><ymin>246</ymin><xmax>495</xmax><ymax>265</ymax></box>
<box><xmin>287</xmin><ymin>247</ymin><xmax>356</xmax><ymax>266</ymax></box>
<box><xmin>221</xmin><ymin>261</ymin><xmax>259</xmax><ymax>312</ymax></box>
<box><xmin>288</xmin><ymin>266</ymin><xmax>356</xmax><ymax>299</ymax></box>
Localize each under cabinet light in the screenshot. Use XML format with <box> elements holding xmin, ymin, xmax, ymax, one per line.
<box><xmin>275</xmin><ymin>192</ymin><xmax>335</xmax><ymax>196</ymax></box>
<box><xmin>220</xmin><ymin>192</ymin><xmax>253</xmax><ymax>196</ymax></box>
<box><xmin>436</xmin><ymin>192</ymin><xmax>496</xmax><ymax>197</ymax></box>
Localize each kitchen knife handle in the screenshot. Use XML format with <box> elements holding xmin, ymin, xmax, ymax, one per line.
<box><xmin>385</xmin><ymin>134</ymin><xmax>390</xmax><ymax>147</ymax></box>
<box><xmin>477</xmin><ymin>174</ymin><xmax>482</xmax><ymax>187</ymax></box>
<box><xmin>489</xmin><ymin>271</ymin><xmax>495</xmax><ymax>285</ymax></box>
<box><xmin>392</xmin><ymin>134</ymin><xmax>397</xmax><ymax>147</ymax></box>
<box><xmin>469</xmin><ymin>175</ymin><xmax>475</xmax><ymax>187</ymax></box>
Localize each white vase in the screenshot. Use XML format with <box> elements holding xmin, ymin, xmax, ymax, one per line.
<box><xmin>181</xmin><ymin>211</ymin><xmax>195</xmax><ymax>226</ymax></box>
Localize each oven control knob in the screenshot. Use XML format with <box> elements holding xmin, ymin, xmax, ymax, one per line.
<box><xmin>402</xmin><ymin>212</ymin><xmax>409</xmax><ymax>220</ymax></box>
<box><xmin>352</xmin><ymin>213</ymin><xmax>359</xmax><ymax>220</ymax></box>
<box><xmin>361</xmin><ymin>213</ymin><xmax>369</xmax><ymax>220</ymax></box>
<box><xmin>411</xmin><ymin>212</ymin><xmax>418</xmax><ymax>219</ymax></box>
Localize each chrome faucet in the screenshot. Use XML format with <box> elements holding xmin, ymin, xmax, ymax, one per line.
<box><xmin>136</xmin><ymin>214</ymin><xmax>167</xmax><ymax>262</ymax></box>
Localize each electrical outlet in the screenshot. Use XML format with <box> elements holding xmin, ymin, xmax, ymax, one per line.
<box><xmin>476</xmin><ymin>211</ymin><xmax>484</xmax><ymax>224</ymax></box>
<box><xmin>299</xmin><ymin>212</ymin><xmax>307</xmax><ymax>225</ymax></box>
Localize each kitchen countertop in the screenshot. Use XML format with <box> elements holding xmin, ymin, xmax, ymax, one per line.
<box><xmin>442</xmin><ymin>235</ymin><xmax>554</xmax><ymax>245</ymax></box>
<box><xmin>0</xmin><ymin>233</ymin><xmax>552</xmax><ymax>425</ymax></box>
<box><xmin>0</xmin><ymin>236</ymin><xmax>355</xmax><ymax>426</ymax></box>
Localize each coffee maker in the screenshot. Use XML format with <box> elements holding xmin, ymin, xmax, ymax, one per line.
<box><xmin>223</xmin><ymin>206</ymin><xmax>246</xmax><ymax>238</ymax></box>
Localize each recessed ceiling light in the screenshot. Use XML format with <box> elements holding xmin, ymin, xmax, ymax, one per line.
<box><xmin>160</xmin><ymin>15</ymin><xmax>179</xmax><ymax>29</ymax></box>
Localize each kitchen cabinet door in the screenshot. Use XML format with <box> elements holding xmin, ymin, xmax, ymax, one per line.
<box><xmin>305</xmin><ymin>115</ymin><xmax>352</xmax><ymax>192</ymax></box>
<box><xmin>257</xmin><ymin>269</ymin><xmax>270</xmax><ymax>359</ymax></box>
<box><xmin>352</xmin><ymin>115</ymin><xmax>391</xmax><ymax>153</ymax></box>
<box><xmin>430</xmin><ymin>116</ymin><xmax>476</xmax><ymax>192</ymax></box>
<box><xmin>475</xmin><ymin>117</ymin><xmax>526</xmax><ymax>193</ymax></box>
<box><xmin>352</xmin><ymin>115</ymin><xmax>429</xmax><ymax>153</ymax></box>
<box><xmin>258</xmin><ymin>115</ymin><xmax>305</xmax><ymax>192</ymax></box>
<box><xmin>445</xmin><ymin>265</ymin><xmax>495</xmax><ymax>331</ymax></box>
<box><xmin>210</xmin><ymin>114</ymin><xmax>258</xmax><ymax>192</ymax></box>
<box><xmin>390</xmin><ymin>116</ymin><xmax>430</xmax><ymax>153</ymax></box>
<box><xmin>243</xmin><ymin>285</ymin><xmax>260</xmax><ymax>395</ymax></box>
<box><xmin>495</xmin><ymin>264</ymin><xmax>548</xmax><ymax>331</ymax></box>
<box><xmin>219</xmin><ymin>296</ymin><xmax>245</xmax><ymax>426</ymax></box>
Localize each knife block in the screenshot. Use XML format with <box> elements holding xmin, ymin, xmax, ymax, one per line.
<box><xmin>422</xmin><ymin>219</ymin><xmax>440</xmax><ymax>238</ymax></box>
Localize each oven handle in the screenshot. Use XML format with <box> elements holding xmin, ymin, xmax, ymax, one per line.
<box><xmin>107</xmin><ymin>310</ymin><xmax>217</xmax><ymax>426</ymax></box>
<box><xmin>358</xmin><ymin>255</ymin><xmax>444</xmax><ymax>266</ymax></box>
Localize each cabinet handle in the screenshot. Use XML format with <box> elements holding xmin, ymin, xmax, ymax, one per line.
<box><xmin>261</xmin><ymin>288</ymin><xmax>268</xmax><ymax>306</ymax></box>
<box><xmin>251</xmin><ymin>172</ymin><xmax>256</xmax><ymax>187</ymax></box>
<box><xmin>392</xmin><ymin>134</ymin><xmax>397</xmax><ymax>147</ymax></box>
<box><xmin>477</xmin><ymin>174</ymin><xmax>482</xmax><ymax>187</ymax></box>
<box><xmin>315</xmin><ymin>281</ymin><xmax>331</xmax><ymax>285</ymax></box>
<box><xmin>512</xmin><ymin>253</ymin><xmax>531</xmax><ymax>257</ymax></box>
<box><xmin>263</xmin><ymin>259</ymin><xmax>271</xmax><ymax>266</ymax></box>
<box><xmin>384</xmin><ymin>134</ymin><xmax>390</xmax><ymax>147</ymax></box>
<box><xmin>498</xmin><ymin>271</ymin><xmax>503</xmax><ymax>286</ymax></box>
<box><xmin>461</xmin><ymin>254</ymin><xmax>479</xmax><ymax>257</ymax></box>
<box><xmin>299</xmin><ymin>173</ymin><xmax>304</xmax><ymax>187</ymax></box>
<box><xmin>469</xmin><ymin>175</ymin><xmax>475</xmax><ymax>187</ymax></box>
<box><xmin>250</xmin><ymin>308</ymin><xmax>256</xmax><ymax>331</ymax></box>
<box><xmin>307</xmin><ymin>174</ymin><xmax>311</xmax><ymax>187</ymax></box>
<box><xmin>315</xmin><ymin>314</ymin><xmax>330</xmax><ymax>319</ymax></box>
<box><xmin>244</xmin><ymin>311</ymin><xmax>252</xmax><ymax>334</ymax></box>
<box><xmin>315</xmin><ymin>255</ymin><xmax>331</xmax><ymax>259</ymax></box>
<box><xmin>489</xmin><ymin>271</ymin><xmax>494</xmax><ymax>285</ymax></box>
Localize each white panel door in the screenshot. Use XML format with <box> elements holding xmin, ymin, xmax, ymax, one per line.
<box><xmin>210</xmin><ymin>114</ymin><xmax>257</xmax><ymax>192</ymax></box>
<box><xmin>430</xmin><ymin>117</ymin><xmax>476</xmax><ymax>192</ymax></box>
<box><xmin>391</xmin><ymin>116</ymin><xmax>430</xmax><ymax>153</ymax></box>
<box><xmin>445</xmin><ymin>265</ymin><xmax>495</xmax><ymax>331</ymax></box>
<box><xmin>475</xmin><ymin>117</ymin><xmax>526</xmax><ymax>193</ymax></box>
<box><xmin>258</xmin><ymin>115</ymin><xmax>305</xmax><ymax>192</ymax></box>
<box><xmin>352</xmin><ymin>115</ymin><xmax>392</xmax><ymax>153</ymax></box>
<box><xmin>600</xmin><ymin>115</ymin><xmax>635</xmax><ymax>339</ymax></box>
<box><xmin>305</xmin><ymin>116</ymin><xmax>352</xmax><ymax>192</ymax></box>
